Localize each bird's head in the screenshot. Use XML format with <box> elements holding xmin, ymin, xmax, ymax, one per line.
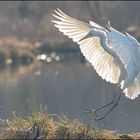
<box><xmin>79</xmin><ymin>30</ymin><xmax>93</xmax><ymax>42</ymax></box>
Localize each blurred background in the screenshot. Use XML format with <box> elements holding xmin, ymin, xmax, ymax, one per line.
<box><xmin>0</xmin><ymin>1</ymin><xmax>140</xmax><ymax>133</ymax></box>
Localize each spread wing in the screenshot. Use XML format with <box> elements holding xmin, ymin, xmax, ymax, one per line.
<box><xmin>52</xmin><ymin>9</ymin><xmax>91</xmax><ymax>42</ymax></box>
<box><xmin>107</xmin><ymin>26</ymin><xmax>140</xmax><ymax>74</ymax></box>
<box><xmin>52</xmin><ymin>9</ymin><xmax>121</xmax><ymax>83</ymax></box>
<box><xmin>107</xmin><ymin>26</ymin><xmax>140</xmax><ymax>99</ymax></box>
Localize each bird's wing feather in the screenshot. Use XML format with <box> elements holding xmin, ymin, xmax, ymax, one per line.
<box><xmin>52</xmin><ymin>9</ymin><xmax>121</xmax><ymax>83</ymax></box>
<box><xmin>107</xmin><ymin>26</ymin><xmax>137</xmax><ymax>70</ymax></box>
<box><xmin>78</xmin><ymin>37</ymin><xmax>120</xmax><ymax>83</ymax></box>
<box><xmin>107</xmin><ymin>26</ymin><xmax>140</xmax><ymax>99</ymax></box>
<box><xmin>52</xmin><ymin>9</ymin><xmax>91</xmax><ymax>42</ymax></box>
<box><xmin>89</xmin><ymin>21</ymin><xmax>107</xmax><ymax>32</ymax></box>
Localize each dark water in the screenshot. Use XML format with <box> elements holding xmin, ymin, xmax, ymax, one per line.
<box><xmin>0</xmin><ymin>52</ymin><xmax>140</xmax><ymax>134</ymax></box>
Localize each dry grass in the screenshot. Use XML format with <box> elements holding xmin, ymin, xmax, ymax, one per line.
<box><xmin>0</xmin><ymin>111</ymin><xmax>139</xmax><ymax>139</ymax></box>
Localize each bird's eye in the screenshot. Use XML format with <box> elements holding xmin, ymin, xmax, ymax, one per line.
<box><xmin>88</xmin><ymin>33</ymin><xmax>92</xmax><ymax>36</ymax></box>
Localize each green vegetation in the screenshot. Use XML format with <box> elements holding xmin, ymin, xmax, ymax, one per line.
<box><xmin>0</xmin><ymin>111</ymin><xmax>140</xmax><ymax>139</ymax></box>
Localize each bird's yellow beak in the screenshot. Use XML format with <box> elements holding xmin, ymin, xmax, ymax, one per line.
<box><xmin>79</xmin><ymin>34</ymin><xmax>89</xmax><ymax>42</ymax></box>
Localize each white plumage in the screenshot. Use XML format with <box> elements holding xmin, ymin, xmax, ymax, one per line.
<box><xmin>52</xmin><ymin>8</ymin><xmax>140</xmax><ymax>100</ymax></box>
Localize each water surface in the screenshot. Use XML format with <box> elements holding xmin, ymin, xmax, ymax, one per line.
<box><xmin>0</xmin><ymin>52</ymin><xmax>139</xmax><ymax>133</ymax></box>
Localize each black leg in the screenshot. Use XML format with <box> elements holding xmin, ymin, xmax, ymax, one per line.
<box><xmin>84</xmin><ymin>86</ymin><xmax>121</xmax><ymax>121</ymax></box>
<box><xmin>94</xmin><ymin>93</ymin><xmax>121</xmax><ymax>121</ymax></box>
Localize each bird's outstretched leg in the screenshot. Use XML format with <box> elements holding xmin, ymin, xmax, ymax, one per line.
<box><xmin>84</xmin><ymin>87</ymin><xmax>121</xmax><ymax>121</ymax></box>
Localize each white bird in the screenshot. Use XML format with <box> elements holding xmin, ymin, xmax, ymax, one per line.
<box><xmin>52</xmin><ymin>8</ymin><xmax>140</xmax><ymax>100</ymax></box>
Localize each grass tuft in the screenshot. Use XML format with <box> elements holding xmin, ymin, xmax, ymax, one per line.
<box><xmin>0</xmin><ymin>111</ymin><xmax>139</xmax><ymax>139</ymax></box>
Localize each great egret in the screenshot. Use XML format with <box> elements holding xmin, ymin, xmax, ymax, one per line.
<box><xmin>51</xmin><ymin>9</ymin><xmax>140</xmax><ymax>119</ymax></box>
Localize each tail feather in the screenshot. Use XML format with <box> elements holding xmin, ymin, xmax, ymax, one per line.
<box><xmin>123</xmin><ymin>79</ymin><xmax>140</xmax><ymax>100</ymax></box>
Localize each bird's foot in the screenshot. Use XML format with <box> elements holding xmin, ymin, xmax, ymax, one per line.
<box><xmin>84</xmin><ymin>108</ymin><xmax>106</xmax><ymax>122</ymax></box>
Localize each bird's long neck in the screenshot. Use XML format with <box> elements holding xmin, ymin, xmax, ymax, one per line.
<box><xmin>91</xmin><ymin>29</ymin><xmax>116</xmax><ymax>58</ymax></box>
